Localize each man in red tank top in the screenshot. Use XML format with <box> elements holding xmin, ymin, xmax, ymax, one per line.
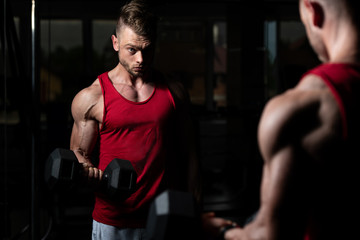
<box><xmin>223</xmin><ymin>0</ymin><xmax>360</xmax><ymax>239</ymax></box>
<box><xmin>69</xmin><ymin>0</ymin><xmax>214</xmax><ymax>239</ymax></box>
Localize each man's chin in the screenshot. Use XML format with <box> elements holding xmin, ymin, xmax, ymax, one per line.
<box><xmin>130</xmin><ymin>69</ymin><xmax>147</xmax><ymax>77</ymax></box>
<box><xmin>129</xmin><ymin>72</ymin><xmax>142</xmax><ymax>78</ymax></box>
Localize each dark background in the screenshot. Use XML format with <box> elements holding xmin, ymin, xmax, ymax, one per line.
<box><xmin>1</xmin><ymin>0</ymin><xmax>320</xmax><ymax>239</ymax></box>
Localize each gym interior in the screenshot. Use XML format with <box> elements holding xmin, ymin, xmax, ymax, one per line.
<box><xmin>1</xmin><ymin>0</ymin><xmax>320</xmax><ymax>239</ymax></box>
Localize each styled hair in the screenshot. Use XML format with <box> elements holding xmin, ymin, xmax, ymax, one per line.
<box><xmin>116</xmin><ymin>0</ymin><xmax>158</xmax><ymax>42</ymax></box>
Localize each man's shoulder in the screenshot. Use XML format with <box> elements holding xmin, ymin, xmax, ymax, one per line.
<box><xmin>260</xmin><ymin>86</ymin><xmax>321</xmax><ymax>134</ymax></box>
<box><xmin>77</xmin><ymin>79</ymin><xmax>102</xmax><ymax>99</ymax></box>
<box><xmin>259</xmin><ymin>78</ymin><xmax>341</xmax><ymax>155</ymax></box>
<box><xmin>265</xmin><ymin>78</ymin><xmax>334</xmax><ymax>126</ymax></box>
<box><xmin>71</xmin><ymin>79</ymin><xmax>102</xmax><ymax>114</ymax></box>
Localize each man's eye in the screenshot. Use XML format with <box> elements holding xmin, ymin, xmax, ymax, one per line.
<box><xmin>128</xmin><ymin>48</ymin><xmax>136</xmax><ymax>53</ymax></box>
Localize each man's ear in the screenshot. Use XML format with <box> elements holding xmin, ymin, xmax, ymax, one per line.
<box><xmin>111</xmin><ymin>35</ymin><xmax>119</xmax><ymax>51</ymax></box>
<box><xmin>305</xmin><ymin>0</ymin><xmax>325</xmax><ymax>28</ymax></box>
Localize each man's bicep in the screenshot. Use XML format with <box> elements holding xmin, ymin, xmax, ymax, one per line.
<box><xmin>258</xmin><ymin>144</ymin><xmax>309</xmax><ymax>239</ymax></box>
<box><xmin>70</xmin><ymin>93</ymin><xmax>99</xmax><ymax>163</ymax></box>
<box><xmin>259</xmin><ymin>104</ymin><xmax>308</xmax><ymax>206</ymax></box>
<box><xmin>70</xmin><ymin>118</ymin><xmax>99</xmax><ymax>163</ymax></box>
<box><xmin>256</xmin><ymin>97</ymin><xmax>310</xmax><ymax>237</ymax></box>
<box><xmin>261</xmin><ymin>146</ymin><xmax>300</xmax><ymax>206</ymax></box>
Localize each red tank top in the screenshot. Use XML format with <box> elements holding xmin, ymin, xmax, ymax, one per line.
<box><xmin>302</xmin><ymin>63</ymin><xmax>360</xmax><ymax>240</ymax></box>
<box><xmin>92</xmin><ymin>72</ymin><xmax>176</xmax><ymax>228</ymax></box>
<box><xmin>306</xmin><ymin>63</ymin><xmax>360</xmax><ymax>140</ymax></box>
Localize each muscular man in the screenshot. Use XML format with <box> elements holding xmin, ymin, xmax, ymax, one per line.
<box><xmin>225</xmin><ymin>0</ymin><xmax>360</xmax><ymax>239</ymax></box>
<box><xmin>70</xmin><ymin>1</ymin><xmax>201</xmax><ymax>239</ymax></box>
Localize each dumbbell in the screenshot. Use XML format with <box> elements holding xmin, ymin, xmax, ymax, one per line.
<box><xmin>44</xmin><ymin>148</ymin><xmax>137</xmax><ymax>198</ymax></box>
<box><xmin>145</xmin><ymin>190</ymin><xmax>202</xmax><ymax>240</ymax></box>
<box><xmin>145</xmin><ymin>190</ymin><xmax>257</xmax><ymax>240</ymax></box>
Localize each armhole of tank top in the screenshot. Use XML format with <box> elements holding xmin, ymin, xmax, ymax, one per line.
<box><xmin>311</xmin><ymin>70</ymin><xmax>348</xmax><ymax>140</ymax></box>
<box><xmin>98</xmin><ymin>73</ymin><xmax>107</xmax><ymax>132</ymax></box>
<box><xmin>166</xmin><ymin>86</ymin><xmax>176</xmax><ymax>110</ymax></box>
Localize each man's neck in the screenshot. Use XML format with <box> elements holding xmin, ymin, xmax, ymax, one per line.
<box><xmin>326</xmin><ymin>20</ymin><xmax>360</xmax><ymax>64</ymax></box>
<box><xmin>109</xmin><ymin>63</ymin><xmax>152</xmax><ymax>87</ymax></box>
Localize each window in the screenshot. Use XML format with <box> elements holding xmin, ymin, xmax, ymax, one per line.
<box><xmin>213</xmin><ymin>21</ymin><xmax>227</xmax><ymax>108</ymax></box>
<box><xmin>264</xmin><ymin>20</ymin><xmax>320</xmax><ymax>97</ymax></box>
<box><xmin>154</xmin><ymin>20</ymin><xmax>207</xmax><ymax>106</ymax></box>
<box><xmin>92</xmin><ymin>20</ymin><xmax>117</xmax><ymax>75</ymax></box>
<box><xmin>40</xmin><ymin>19</ymin><xmax>83</xmax><ymax>104</ymax></box>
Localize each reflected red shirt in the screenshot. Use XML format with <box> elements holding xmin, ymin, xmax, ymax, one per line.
<box><xmin>93</xmin><ymin>72</ymin><xmax>176</xmax><ymax>228</ymax></box>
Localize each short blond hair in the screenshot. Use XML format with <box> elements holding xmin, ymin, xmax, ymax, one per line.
<box><xmin>116</xmin><ymin>0</ymin><xmax>158</xmax><ymax>42</ymax></box>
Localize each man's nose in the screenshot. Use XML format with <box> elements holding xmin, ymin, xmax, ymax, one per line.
<box><xmin>135</xmin><ymin>51</ymin><xmax>143</xmax><ymax>64</ymax></box>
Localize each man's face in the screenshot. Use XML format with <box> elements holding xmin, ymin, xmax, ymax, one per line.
<box><xmin>113</xmin><ymin>26</ymin><xmax>155</xmax><ymax>77</ymax></box>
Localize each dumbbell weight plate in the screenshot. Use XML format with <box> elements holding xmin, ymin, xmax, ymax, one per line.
<box><xmin>146</xmin><ymin>190</ymin><xmax>201</xmax><ymax>240</ymax></box>
<box><xmin>102</xmin><ymin>158</ymin><xmax>137</xmax><ymax>198</ymax></box>
<box><xmin>44</xmin><ymin>148</ymin><xmax>80</xmax><ymax>190</ymax></box>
